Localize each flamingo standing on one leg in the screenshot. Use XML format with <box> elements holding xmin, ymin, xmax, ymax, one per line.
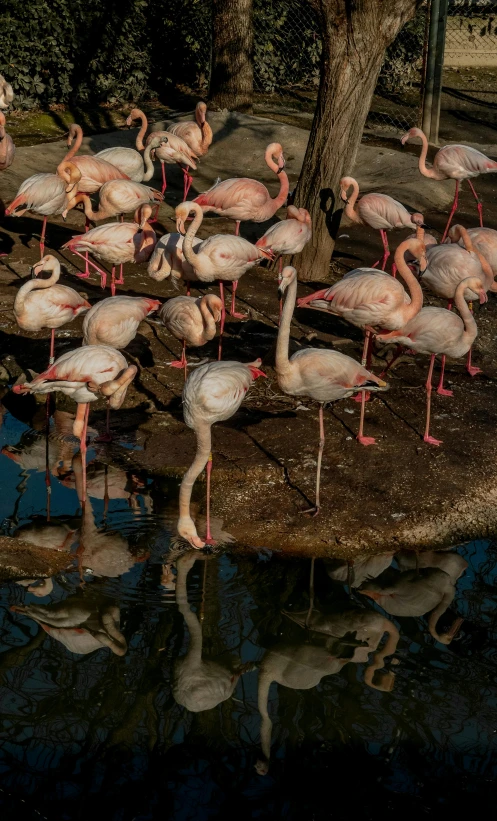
<box><xmin>401</xmin><ymin>127</ymin><xmax>497</xmax><ymax>240</ymax></box>
<box><xmin>175</xmin><ymin>201</ymin><xmax>273</xmax><ymax>357</ymax></box>
<box><xmin>178</xmin><ymin>359</ymin><xmax>266</xmax><ymax>548</ymax></box>
<box><xmin>13</xmin><ymin>254</ymin><xmax>90</xmax><ymax>366</ymax></box>
<box><xmin>421</xmin><ymin>224</ymin><xmax>495</xmax><ymax>388</ymax></box>
<box><xmin>276</xmin><ymin>267</ymin><xmax>388</xmax><ymax>507</ymax></box>
<box><xmin>0</xmin><ymin>111</ymin><xmax>15</xmax><ymax>171</ymax></box>
<box><xmin>63</xmin><ymin>203</ymin><xmax>157</xmax><ymax>294</ymax></box>
<box><xmin>297</xmin><ymin>235</ymin><xmax>426</xmax><ymax>440</ymax></box>
<box><xmin>376</xmin><ymin>275</ymin><xmax>486</xmax><ymax>445</ymax></box>
<box><xmin>255</xmin><ymin>206</ymin><xmax>312</xmax><ymax>318</ymax></box>
<box><xmin>5</xmin><ymin>161</ymin><xmax>81</xmax><ymax>258</ymax></box>
<box><xmin>158</xmin><ymin>294</ymin><xmax>223</xmax><ymax>378</ymax></box>
<box><xmin>340</xmin><ymin>176</ymin><xmax>424</xmax><ymax>273</ymax></box>
<box><xmin>12</xmin><ymin>346</ymin><xmax>137</xmax><ymax>502</ymax></box>
<box><xmin>193</xmin><ymin>142</ymin><xmax>289</xmax><ymax>235</ymax></box>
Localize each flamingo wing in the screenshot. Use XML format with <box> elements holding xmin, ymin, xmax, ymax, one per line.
<box><xmin>358</xmin><ymin>194</ymin><xmax>413</xmax><ymax>230</ymax></box>
<box><xmin>194</xmin><ymin>178</ymin><xmax>269</xmax><ymax>212</ymax></box>
<box><xmin>436</xmin><ymin>145</ymin><xmax>497</xmax><ymax>179</ymax></box>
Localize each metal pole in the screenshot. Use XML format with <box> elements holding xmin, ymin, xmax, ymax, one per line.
<box><xmin>422</xmin><ymin>0</ymin><xmax>441</xmax><ymax>141</ymax></box>
<box><xmin>430</xmin><ymin>0</ymin><xmax>449</xmax><ymax>144</ymax></box>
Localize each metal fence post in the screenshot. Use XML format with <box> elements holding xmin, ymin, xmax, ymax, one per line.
<box><xmin>422</xmin><ymin>0</ymin><xmax>448</xmax><ymax>144</ymax></box>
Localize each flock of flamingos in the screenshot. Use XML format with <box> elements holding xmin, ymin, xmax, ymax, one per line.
<box><xmin>1</xmin><ymin>74</ymin><xmax>497</xmax><ymax>549</ymax></box>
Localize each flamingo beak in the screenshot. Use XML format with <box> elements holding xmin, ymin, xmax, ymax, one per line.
<box><xmin>177</xmin><ymin>219</ymin><xmax>185</xmax><ymax>235</ymax></box>
<box><xmin>418</xmin><ymin>255</ymin><xmax>428</xmax><ymax>274</ymax></box>
<box><xmin>479</xmin><ymin>289</ymin><xmax>488</xmax><ymax>305</ymax></box>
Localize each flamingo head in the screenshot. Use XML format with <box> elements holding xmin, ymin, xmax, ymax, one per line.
<box><xmin>248</xmin><ymin>358</ymin><xmax>267</xmax><ymax>380</ymax></box>
<box><xmin>177</xmin><ymin>515</ymin><xmax>205</xmax><ymax>550</ymax></box>
<box><xmin>146</xmin><ymin>299</ymin><xmax>161</xmax><ymax>315</ymax></box>
<box><xmin>175</xmin><ymin>201</ymin><xmax>195</xmax><ymax>234</ymax></box>
<box><xmin>436</xmin><ymin>617</ymin><xmax>464</xmax><ymax>645</ymax></box>
<box><xmin>339</xmin><ymin>176</ymin><xmax>356</xmax><ymax>203</ymax></box>
<box><xmin>401</xmin><ymin>127</ymin><xmax>423</xmax><ymax>146</ymax></box>
<box><xmin>57</xmin><ymin>161</ymin><xmax>81</xmax><ymax>193</ymax></box>
<box><xmin>461</xmin><ymin>276</ymin><xmax>487</xmax><ymax>305</ymax></box>
<box><xmin>135</xmin><ymin>203</ymin><xmax>153</xmax><ymax>229</ymax></box>
<box><xmin>411</xmin><ymin>212</ymin><xmax>424</xmax><ymax>226</ymax></box>
<box><xmin>196</xmin><ymin>101</ymin><xmax>207</xmax><ymax>124</ymax></box>
<box><xmin>31</xmin><ymin>255</ymin><xmax>57</xmax><ymax>279</ymax></box>
<box><xmin>204</xmin><ymin>294</ymin><xmax>223</xmax><ymax>322</ymax></box>
<box><xmin>277</xmin><ymin>265</ymin><xmax>298</xmax><ymax>299</ymax></box>
<box><xmin>67</xmin><ymin>123</ymin><xmax>82</xmax><ymax>147</ymax></box>
<box><xmin>266</xmin><ymin>142</ymin><xmax>285</xmax><ymax>173</ymax></box>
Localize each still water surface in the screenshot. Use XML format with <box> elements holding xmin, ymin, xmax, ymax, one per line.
<box><xmin>0</xmin><ymin>406</ymin><xmax>496</xmax><ymax>819</ymax></box>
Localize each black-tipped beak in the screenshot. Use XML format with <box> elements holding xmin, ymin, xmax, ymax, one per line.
<box><xmin>278</xmin><ymin>287</ymin><xmax>284</xmax><ymax>300</ymax></box>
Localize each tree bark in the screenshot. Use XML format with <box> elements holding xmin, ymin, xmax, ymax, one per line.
<box><xmin>209</xmin><ymin>0</ymin><xmax>254</xmax><ymax>112</ymax></box>
<box><xmin>294</xmin><ymin>0</ymin><xmax>425</xmax><ymax>280</ymax></box>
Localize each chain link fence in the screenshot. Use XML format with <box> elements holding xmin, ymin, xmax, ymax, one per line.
<box><xmin>440</xmin><ymin>0</ymin><xmax>497</xmax><ymax>142</ymax></box>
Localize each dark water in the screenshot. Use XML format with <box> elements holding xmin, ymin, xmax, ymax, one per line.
<box><xmin>1</xmin><ymin>406</ymin><xmax>497</xmax><ymax>820</ymax></box>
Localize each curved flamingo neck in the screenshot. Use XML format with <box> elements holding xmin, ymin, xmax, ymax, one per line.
<box><xmin>394</xmin><ymin>240</ymin><xmax>424</xmax><ymax>321</ymax></box>
<box><xmin>342</xmin><ymin>177</ymin><xmax>361</xmax><ymax>223</ymax></box>
<box><xmin>199</xmin><ymin>295</ymin><xmax>219</xmax><ymax>337</ymax></box>
<box><xmin>66</xmin><ymin>192</ymin><xmax>101</xmax><ymax>221</ymax></box>
<box><xmin>178</xmin><ymin>420</ymin><xmax>212</xmax><ymax>544</ymax></box>
<box><xmin>363</xmin><ymin>620</ymin><xmax>400</xmax><ymax>691</ymax></box>
<box><xmin>15</xmin><ymin>261</ymin><xmax>60</xmax><ymax>314</ymax></box>
<box><xmin>276</xmin><ymin>273</ymin><xmax>296</xmax><ymax>372</ymax></box>
<box><xmin>427</xmin><ymin>590</ymin><xmax>454</xmax><ymax>641</ymax></box>
<box><xmin>182</xmin><ymin>203</ymin><xmax>204</xmax><ymax>269</ymax></box>
<box><xmin>200</xmin><ymin>120</ymin><xmax>213</xmax><ymax>152</ymax></box>
<box><xmin>453</xmin><ymin>225</ymin><xmax>474</xmax><ymax>253</ymax></box>
<box><xmin>64</xmin><ymin>124</ymin><xmax>83</xmax><ymax>162</ymax></box>
<box><xmin>454</xmin><ymin>281</ymin><xmax>477</xmax><ymax>343</ymax></box>
<box><xmin>34</xmin><ymin>258</ymin><xmax>61</xmax><ymax>288</ymax></box>
<box><xmin>132</xmin><ymin>109</ymin><xmax>148</xmax><ymax>151</ymax></box>
<box><xmin>142</xmin><ymin>143</ymin><xmax>155</xmax><ymax>181</ymax></box>
<box><xmin>412</xmin><ymin>128</ymin><xmax>442</xmax><ymax>180</ymax></box>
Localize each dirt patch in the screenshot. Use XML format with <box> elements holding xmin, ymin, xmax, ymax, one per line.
<box><xmin>1</xmin><ymin>114</ymin><xmax>497</xmax><ymax>561</ymax></box>
<box><xmin>0</xmin><ymin>535</ymin><xmax>71</xmax><ymax>582</ymax></box>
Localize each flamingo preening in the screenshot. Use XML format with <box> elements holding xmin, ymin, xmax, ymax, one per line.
<box><xmin>193</xmin><ymin>142</ymin><xmax>289</xmax><ymax>235</ymax></box>
<box><xmin>158</xmin><ymin>294</ymin><xmax>223</xmax><ymax>378</ymax></box>
<box><xmin>277</xmin><ymin>266</ymin><xmax>388</xmax><ymax>513</ymax></box>
<box><xmin>340</xmin><ymin>176</ymin><xmax>424</xmax><ymax>272</ymax></box>
<box><xmin>178</xmin><ymin>359</ymin><xmax>266</xmax><ymax>548</ymax></box>
<box><xmin>167</xmin><ymin>102</ymin><xmax>213</xmax><ymax>158</ymax></box>
<box><xmin>13</xmin><ymin>346</ymin><xmax>137</xmax><ymax>501</ymax></box>
<box><xmin>6</xmin><ymin>161</ymin><xmax>81</xmax><ymax>258</ymax></box>
<box><xmin>83</xmin><ymin>295</ymin><xmax>161</xmax><ymax>348</ymax></box>
<box><xmin>13</xmin><ymin>255</ymin><xmax>90</xmax><ymax>366</ymax></box>
<box><xmin>402</xmin><ymin>127</ymin><xmax>497</xmax><ymax>240</ymax></box>
<box><xmin>147</xmin><ymin>231</ymin><xmax>202</xmax><ymax>287</ymax></box>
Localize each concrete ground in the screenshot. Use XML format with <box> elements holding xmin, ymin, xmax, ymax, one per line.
<box><xmin>1</xmin><ymin>111</ymin><xmax>497</xmax><ymax>566</ymax></box>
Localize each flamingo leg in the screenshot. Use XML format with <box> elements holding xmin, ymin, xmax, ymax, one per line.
<box><xmin>357</xmin><ymin>389</ymin><xmax>376</xmax><ymax>446</ymax></box>
<box><xmin>235</xmin><ymin>220</ymin><xmax>241</xmax><ymax>236</ymax></box>
<box><xmin>169</xmin><ymin>339</ymin><xmax>188</xmax><ymax>380</ymax></box>
<box><xmin>424</xmin><ymin>354</ymin><xmax>442</xmax><ymax>446</ymax></box>
<box><xmin>230</xmin><ymin>280</ymin><xmax>248</xmax><ymax>320</ymax></box>
<box><xmin>436</xmin><ymin>355</ymin><xmax>453</xmax><ymax>396</ymax></box>
<box><xmin>95</xmin><ymin>403</ymin><xmax>113</xmax><ymax>443</ymax></box>
<box><xmin>278</xmin><ymin>257</ymin><xmax>283</xmax><ymax>323</ymax></box>
<box><xmin>70</xmin><ymin>249</ymin><xmax>107</xmax><ymax>288</ymax></box>
<box><xmin>353</xmin><ymin>330</ymin><xmax>372</xmax><ymax>403</ymax></box>
<box><xmin>380</xmin><ymin>230</ymin><xmax>390</xmax><ymax>271</ymax></box>
<box><xmin>218</xmin><ymin>281</ymin><xmax>226</xmax><ymax>361</ymax></box>
<box><xmin>467</xmin><ymin>179</ymin><xmax>483</xmax><ymax>227</ymax></box>
<box><xmin>379</xmin><ymin>344</ymin><xmax>405</xmax><ymax>378</ymax></box>
<box><xmin>79</xmin><ymin>403</ymin><xmax>90</xmax><ymax>503</ymax></box>
<box><xmin>465</xmin><ymin>302</ymin><xmax>482</xmax><ymax>377</ymax></box>
<box><xmin>186</xmin><ymin>281</ymin><xmax>191</xmax><ymax>296</ymax></box>
<box><xmin>441</xmin><ymin>180</ymin><xmax>459</xmax><ymax>242</ymax></box>
<box><xmin>182</xmin><ymin>168</ymin><xmax>193</xmax><ymax>201</ymax></box>
<box><xmin>111</xmin><ymin>266</ymin><xmax>116</xmax><ymax>297</ymax></box>
<box><xmin>49</xmin><ymin>328</ymin><xmax>55</xmax><ymax>366</ymax></box>
<box><xmin>39</xmin><ymin>216</ymin><xmax>47</xmax><ymax>259</ymax></box>
<box><xmin>302</xmin><ymin>404</ymin><xmax>325</xmax><ymax>516</ymax></box>
<box><xmin>161</xmin><ymin>162</ymin><xmax>167</xmax><ymax>196</ymax></box>
<box><xmin>115</xmin><ymin>264</ymin><xmax>124</xmax><ymax>285</ymax></box>
<box><xmin>84</xmin><ymin>217</ymin><xmax>90</xmax><ymax>276</ymax></box>
<box><xmin>204</xmin><ymin>452</ymin><xmax>216</xmax><ymax>545</ymax></box>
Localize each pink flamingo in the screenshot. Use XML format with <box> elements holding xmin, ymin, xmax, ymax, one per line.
<box><xmin>401</xmin><ymin>127</ymin><xmax>497</xmax><ymax>240</ymax></box>
<box><xmin>5</xmin><ymin>161</ymin><xmax>81</xmax><ymax>258</ymax></box>
<box><xmin>158</xmin><ymin>294</ymin><xmax>223</xmax><ymax>378</ymax></box>
<box><xmin>193</xmin><ymin>142</ymin><xmax>289</xmax><ymax>235</ymax></box>
<box><xmin>83</xmin><ymin>295</ymin><xmax>161</xmax><ymax>348</ymax></box>
<box><xmin>255</xmin><ymin>205</ymin><xmax>312</xmax><ymax>317</ymax></box>
<box><xmin>178</xmin><ymin>358</ymin><xmax>266</xmax><ymax>548</ymax></box>
<box><xmin>95</xmin><ymin>138</ymin><xmax>158</xmax><ymax>183</ymax></box>
<box><xmin>376</xmin><ymin>275</ymin><xmax>486</xmax><ymax>446</ymax></box>
<box><xmin>63</xmin><ymin>203</ymin><xmax>157</xmax><ymax>294</ymax></box>
<box><xmin>14</xmin><ymin>254</ymin><xmax>90</xmax><ymax>365</ymax></box>
<box><xmin>277</xmin><ymin>266</ymin><xmax>388</xmax><ymax>509</ymax></box>
<box><xmin>167</xmin><ymin>102</ymin><xmax>213</xmax><ymax>157</ymax></box>
<box><xmin>63</xmin><ymin>124</ymin><xmax>130</xmax><ymax>193</ymax></box>
<box><xmin>13</xmin><ymin>346</ymin><xmax>137</xmax><ymax>502</ymax></box>
<box><xmin>340</xmin><ymin>176</ymin><xmax>424</xmax><ymax>273</ymax></box>
<box><xmin>175</xmin><ymin>200</ymin><xmax>273</xmax><ymax>355</ymax></box>
<box><xmin>147</xmin><ymin>231</ymin><xmax>202</xmax><ymax>287</ymax></box>
<box><xmin>449</xmin><ymin>224</ymin><xmax>497</xmax><ymax>277</ymax></box>
<box><xmin>421</xmin><ymin>224</ymin><xmax>495</xmax><ymax>386</ymax></box>
<box><xmin>0</xmin><ymin>111</ymin><xmax>15</xmax><ymax>171</ymax></box>
<box><xmin>298</xmin><ymin>235</ymin><xmax>426</xmax><ymax>438</ymax></box>
<box><xmin>0</xmin><ymin>74</ymin><xmax>14</xmax><ymax>109</ymax></box>
<box><xmin>126</xmin><ymin>109</ymin><xmax>197</xmax><ymax>198</ymax></box>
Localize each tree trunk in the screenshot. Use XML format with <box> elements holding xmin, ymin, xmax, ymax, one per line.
<box><xmin>294</xmin><ymin>0</ymin><xmax>424</xmax><ymax>280</ymax></box>
<box><xmin>209</xmin><ymin>0</ymin><xmax>254</xmax><ymax>112</ymax></box>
